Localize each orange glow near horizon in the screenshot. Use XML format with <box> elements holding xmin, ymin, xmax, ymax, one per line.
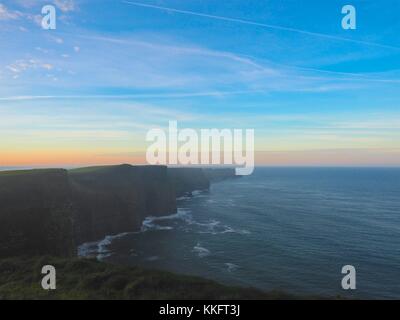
<box><xmin>1</xmin><ymin>149</ymin><xmax>400</xmax><ymax>167</ymax></box>
<box><xmin>0</xmin><ymin>150</ymin><xmax>146</xmax><ymax>167</ymax></box>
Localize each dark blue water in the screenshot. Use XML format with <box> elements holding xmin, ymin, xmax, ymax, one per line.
<box><xmin>89</xmin><ymin>168</ymin><xmax>400</xmax><ymax>299</ymax></box>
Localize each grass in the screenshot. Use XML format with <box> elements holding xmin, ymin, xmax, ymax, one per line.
<box><xmin>68</xmin><ymin>164</ymin><xmax>135</xmax><ymax>175</ymax></box>
<box><xmin>0</xmin><ymin>169</ymin><xmax>64</xmax><ymax>177</ymax></box>
<box><xmin>0</xmin><ymin>256</ymin><xmax>296</xmax><ymax>300</ymax></box>
<box><xmin>68</xmin><ymin>166</ymin><xmax>113</xmax><ymax>174</ymax></box>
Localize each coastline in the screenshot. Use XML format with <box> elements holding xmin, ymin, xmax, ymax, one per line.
<box><xmin>77</xmin><ymin>188</ymin><xmax>212</xmax><ymax>261</ymax></box>
<box><xmin>0</xmin><ymin>164</ymin><xmax>237</xmax><ymax>256</ymax></box>
<box><xmin>3</xmin><ymin>166</ymin><xmax>397</xmax><ymax>299</ymax></box>
<box><xmin>1</xmin><ymin>164</ymin><xmax>270</xmax><ymax>300</ymax></box>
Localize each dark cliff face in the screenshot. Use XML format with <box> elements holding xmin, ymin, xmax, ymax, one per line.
<box><xmin>167</xmin><ymin>168</ymin><xmax>210</xmax><ymax>197</ymax></box>
<box><xmin>203</xmin><ymin>168</ymin><xmax>238</xmax><ymax>182</ymax></box>
<box><xmin>0</xmin><ymin>169</ymin><xmax>75</xmax><ymax>257</ymax></box>
<box><xmin>69</xmin><ymin>165</ymin><xmax>176</xmax><ymax>244</ymax></box>
<box><xmin>0</xmin><ymin>165</ymin><xmax>237</xmax><ymax>258</ymax></box>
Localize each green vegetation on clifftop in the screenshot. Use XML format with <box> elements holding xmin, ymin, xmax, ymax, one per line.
<box><xmin>0</xmin><ymin>256</ymin><xmax>295</xmax><ymax>300</ymax></box>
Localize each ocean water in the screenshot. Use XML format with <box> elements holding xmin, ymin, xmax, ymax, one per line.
<box><xmin>81</xmin><ymin>167</ymin><xmax>400</xmax><ymax>299</ymax></box>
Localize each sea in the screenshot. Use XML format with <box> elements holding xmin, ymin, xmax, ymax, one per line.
<box><xmin>9</xmin><ymin>166</ymin><xmax>398</xmax><ymax>299</ymax></box>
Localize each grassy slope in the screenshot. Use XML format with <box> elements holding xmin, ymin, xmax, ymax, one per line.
<box><xmin>0</xmin><ymin>169</ymin><xmax>62</xmax><ymax>177</ymax></box>
<box><xmin>0</xmin><ymin>256</ymin><xmax>296</xmax><ymax>300</ymax></box>
<box><xmin>68</xmin><ymin>165</ymin><xmax>119</xmax><ymax>174</ymax></box>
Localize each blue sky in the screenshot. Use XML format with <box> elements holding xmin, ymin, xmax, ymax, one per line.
<box><xmin>0</xmin><ymin>0</ymin><xmax>399</xmax><ymax>166</ymax></box>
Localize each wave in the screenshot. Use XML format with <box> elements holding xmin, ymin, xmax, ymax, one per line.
<box><xmin>177</xmin><ymin>195</ymin><xmax>191</xmax><ymax>201</ymax></box>
<box><xmin>192</xmin><ymin>190</ymin><xmax>205</xmax><ymax>197</ymax></box>
<box><xmin>177</xmin><ymin>190</ymin><xmax>208</xmax><ymax>202</ymax></box>
<box><xmin>220</xmin><ymin>226</ymin><xmax>251</xmax><ymax>235</ymax></box>
<box><xmin>141</xmin><ymin>208</ymin><xmax>193</xmax><ymax>232</ymax></box>
<box><xmin>193</xmin><ymin>243</ymin><xmax>210</xmax><ymax>258</ymax></box>
<box><xmin>140</xmin><ymin>208</ymin><xmax>250</xmax><ymax>236</ymax></box>
<box><xmin>141</xmin><ymin>218</ymin><xmax>174</xmax><ymax>232</ymax></box>
<box><xmin>77</xmin><ymin>232</ymin><xmax>131</xmax><ymax>260</ymax></box>
<box><xmin>195</xmin><ymin>220</ymin><xmax>250</xmax><ymax>235</ymax></box>
<box><xmin>77</xmin><ymin>241</ymin><xmax>100</xmax><ymax>258</ymax></box>
<box><xmin>225</xmin><ymin>263</ymin><xmax>240</xmax><ymax>273</ymax></box>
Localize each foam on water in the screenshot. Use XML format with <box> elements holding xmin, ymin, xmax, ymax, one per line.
<box><xmin>225</xmin><ymin>263</ymin><xmax>240</xmax><ymax>273</ymax></box>
<box><xmin>78</xmin><ymin>232</ymin><xmax>131</xmax><ymax>260</ymax></box>
<box><xmin>193</xmin><ymin>243</ymin><xmax>211</xmax><ymax>258</ymax></box>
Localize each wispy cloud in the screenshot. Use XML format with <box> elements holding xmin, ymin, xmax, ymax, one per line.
<box><xmin>0</xmin><ymin>3</ymin><xmax>22</xmax><ymax>20</ymax></box>
<box><xmin>5</xmin><ymin>59</ymin><xmax>54</xmax><ymax>75</ymax></box>
<box><xmin>0</xmin><ymin>90</ymin><xmax>268</xmax><ymax>101</ymax></box>
<box><xmin>3</xmin><ymin>29</ymin><xmax>396</xmax><ymax>98</ymax></box>
<box><xmin>12</xmin><ymin>0</ymin><xmax>76</xmax><ymax>11</ymax></box>
<box><xmin>1</xmin><ymin>0</ymin><xmax>76</xmax><ymax>29</ymax></box>
<box><xmin>54</xmin><ymin>0</ymin><xmax>76</xmax><ymax>13</ymax></box>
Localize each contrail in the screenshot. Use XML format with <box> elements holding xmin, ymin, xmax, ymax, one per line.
<box><xmin>0</xmin><ymin>91</ymin><xmax>267</xmax><ymax>102</ymax></box>
<box><xmin>123</xmin><ymin>1</ymin><xmax>400</xmax><ymax>50</ymax></box>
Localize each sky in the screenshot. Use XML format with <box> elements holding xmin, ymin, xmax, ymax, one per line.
<box><xmin>0</xmin><ymin>0</ymin><xmax>399</xmax><ymax>166</ymax></box>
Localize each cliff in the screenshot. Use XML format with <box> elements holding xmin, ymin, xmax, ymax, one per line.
<box><xmin>69</xmin><ymin>165</ymin><xmax>176</xmax><ymax>244</ymax></box>
<box><xmin>0</xmin><ymin>165</ymin><xmax>237</xmax><ymax>258</ymax></box>
<box><xmin>0</xmin><ymin>169</ymin><xmax>75</xmax><ymax>257</ymax></box>
<box><xmin>168</xmin><ymin>168</ymin><xmax>210</xmax><ymax>197</ymax></box>
<box><xmin>203</xmin><ymin>168</ymin><xmax>238</xmax><ymax>182</ymax></box>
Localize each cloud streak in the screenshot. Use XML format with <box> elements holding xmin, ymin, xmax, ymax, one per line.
<box><xmin>0</xmin><ymin>3</ymin><xmax>22</xmax><ymax>20</ymax></box>
<box><xmin>123</xmin><ymin>1</ymin><xmax>400</xmax><ymax>51</ymax></box>
<box><xmin>54</xmin><ymin>0</ymin><xmax>76</xmax><ymax>13</ymax></box>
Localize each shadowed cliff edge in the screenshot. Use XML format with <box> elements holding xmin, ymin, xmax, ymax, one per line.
<box><xmin>0</xmin><ymin>164</ymin><xmax>238</xmax><ymax>257</ymax></box>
